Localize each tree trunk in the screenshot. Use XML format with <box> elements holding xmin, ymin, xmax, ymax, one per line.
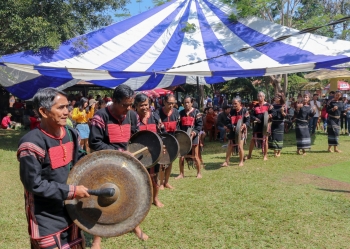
<box><xmin>200</xmin><ymin>85</ymin><xmax>205</xmax><ymax>109</ymax></box>
<box><xmin>283</xmin><ymin>74</ymin><xmax>288</xmax><ymax>96</ymax></box>
<box><xmin>270</xmin><ymin>75</ymin><xmax>282</xmax><ymax>96</ymax></box>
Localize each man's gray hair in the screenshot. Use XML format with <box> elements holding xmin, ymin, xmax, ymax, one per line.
<box><xmin>258</xmin><ymin>91</ymin><xmax>265</xmax><ymax>97</ymax></box>
<box><xmin>33</xmin><ymin>87</ymin><xmax>67</xmax><ymax>117</ymax></box>
<box><xmin>232</xmin><ymin>96</ymin><xmax>242</xmax><ymax>103</ymax></box>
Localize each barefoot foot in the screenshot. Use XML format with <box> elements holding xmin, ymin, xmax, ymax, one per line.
<box><xmin>263</xmin><ymin>156</ymin><xmax>268</xmax><ymax>161</ymax></box>
<box><xmin>153</xmin><ymin>199</ymin><xmax>164</xmax><ymax>208</ymax></box>
<box><xmin>335</xmin><ymin>149</ymin><xmax>342</xmax><ymax>153</ymax></box>
<box><xmin>91</xmin><ymin>236</ymin><xmax>101</xmax><ymax>249</ymax></box>
<box><xmin>220</xmin><ymin>162</ymin><xmax>229</xmax><ymax>167</ymax></box>
<box><xmin>238</xmin><ymin>161</ymin><xmax>244</xmax><ymax>167</ymax></box>
<box><xmin>159</xmin><ymin>185</ymin><xmax>164</xmax><ymax>190</ymax></box>
<box><xmin>174</xmin><ymin>174</ymin><xmax>184</xmax><ymax>180</ymax></box>
<box><xmin>164</xmin><ymin>183</ymin><xmax>174</xmax><ymax>189</ymax></box>
<box><xmin>134</xmin><ymin>227</ymin><xmax>149</xmax><ymax>241</ymax></box>
<box><xmin>196</xmin><ymin>173</ymin><xmax>202</xmax><ymax>179</ymax></box>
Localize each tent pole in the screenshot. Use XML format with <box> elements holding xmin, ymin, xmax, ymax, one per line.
<box><xmin>196</xmin><ymin>76</ymin><xmax>200</xmax><ymax>109</ymax></box>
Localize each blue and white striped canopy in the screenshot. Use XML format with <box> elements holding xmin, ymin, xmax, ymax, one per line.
<box><xmin>2</xmin><ymin>0</ymin><xmax>350</xmax><ymax>99</ymax></box>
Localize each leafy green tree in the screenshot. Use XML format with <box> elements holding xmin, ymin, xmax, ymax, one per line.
<box><xmin>0</xmin><ymin>0</ymin><xmax>129</xmax><ymax>55</ymax></box>
<box><xmin>222</xmin><ymin>0</ymin><xmax>350</xmax><ymax>96</ymax></box>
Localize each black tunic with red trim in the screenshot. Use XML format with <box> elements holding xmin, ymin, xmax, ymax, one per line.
<box><xmin>250</xmin><ymin>102</ymin><xmax>271</xmax><ymax>134</ymax></box>
<box><xmin>155</xmin><ymin>107</ymin><xmax>180</xmax><ymax>134</ymax></box>
<box><xmin>136</xmin><ymin>110</ymin><xmax>160</xmax><ymax>134</ymax></box>
<box><xmin>227</xmin><ymin>108</ymin><xmax>250</xmax><ymax>140</ymax></box>
<box><xmin>17</xmin><ymin>126</ymin><xmax>84</xmax><ymax>239</ymax></box>
<box><xmin>89</xmin><ymin>107</ymin><xmax>138</xmax><ymax>151</ymax></box>
<box><xmin>179</xmin><ymin>108</ymin><xmax>203</xmax><ymax>145</ymax></box>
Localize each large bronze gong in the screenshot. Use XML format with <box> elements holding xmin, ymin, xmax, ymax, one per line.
<box><xmin>235</xmin><ymin>119</ymin><xmax>242</xmax><ymax>143</ymax></box>
<box><xmin>158</xmin><ymin>133</ymin><xmax>180</xmax><ymax>165</ymax></box>
<box><xmin>127</xmin><ymin>130</ymin><xmax>163</xmax><ymax>168</ymax></box>
<box><xmin>65</xmin><ymin>150</ymin><xmax>152</xmax><ymax>237</ymax></box>
<box><xmin>263</xmin><ymin>111</ymin><xmax>269</xmax><ymax>136</ymax></box>
<box><xmin>174</xmin><ymin>130</ymin><xmax>192</xmax><ymax>156</ymax></box>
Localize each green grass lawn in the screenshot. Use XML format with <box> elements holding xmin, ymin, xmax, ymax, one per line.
<box><xmin>306</xmin><ymin>161</ymin><xmax>350</xmax><ymax>184</ymax></box>
<box><xmin>1</xmin><ymin>129</ymin><xmax>350</xmax><ymax>248</ymax></box>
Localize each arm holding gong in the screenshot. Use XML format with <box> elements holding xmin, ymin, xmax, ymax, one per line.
<box><xmin>243</xmin><ymin>108</ymin><xmax>250</xmax><ymax>128</ymax></box>
<box><xmin>193</xmin><ymin>110</ymin><xmax>203</xmax><ymax>136</ymax></box>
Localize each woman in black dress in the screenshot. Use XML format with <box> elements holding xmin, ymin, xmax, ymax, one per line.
<box><xmin>294</xmin><ymin>93</ymin><xmax>316</xmax><ymax>155</ymax></box>
<box><xmin>268</xmin><ymin>93</ymin><xmax>287</xmax><ymax>157</ymax></box>
<box><xmin>327</xmin><ymin>91</ymin><xmax>345</xmax><ymax>152</ymax></box>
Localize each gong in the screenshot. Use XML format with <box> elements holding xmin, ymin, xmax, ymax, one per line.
<box><xmin>263</xmin><ymin>111</ymin><xmax>269</xmax><ymax>136</ymax></box>
<box><xmin>127</xmin><ymin>130</ymin><xmax>163</xmax><ymax>168</ymax></box>
<box><xmin>65</xmin><ymin>150</ymin><xmax>152</xmax><ymax>237</ymax></box>
<box><xmin>174</xmin><ymin>130</ymin><xmax>192</xmax><ymax>156</ymax></box>
<box><xmin>235</xmin><ymin>119</ymin><xmax>242</xmax><ymax>144</ymax></box>
<box><xmin>158</xmin><ymin>133</ymin><xmax>180</xmax><ymax>165</ymax></box>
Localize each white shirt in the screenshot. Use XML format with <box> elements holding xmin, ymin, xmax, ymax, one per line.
<box><xmin>310</xmin><ymin>100</ymin><xmax>321</xmax><ymax>117</ymax></box>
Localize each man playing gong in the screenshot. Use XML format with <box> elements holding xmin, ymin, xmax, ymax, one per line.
<box><xmin>155</xmin><ymin>94</ymin><xmax>180</xmax><ymax>189</ymax></box>
<box><xmin>89</xmin><ymin>85</ymin><xmax>148</xmax><ymax>246</ymax></box>
<box><xmin>221</xmin><ymin>97</ymin><xmax>250</xmax><ymax>167</ymax></box>
<box><xmin>134</xmin><ymin>93</ymin><xmax>164</xmax><ymax>207</ymax></box>
<box><xmin>247</xmin><ymin>91</ymin><xmax>271</xmax><ymax>161</ymax></box>
<box><xmin>176</xmin><ymin>96</ymin><xmax>203</xmax><ymax>179</ymax></box>
<box><xmin>18</xmin><ymin>88</ymin><xmax>90</xmax><ymax>249</ymax></box>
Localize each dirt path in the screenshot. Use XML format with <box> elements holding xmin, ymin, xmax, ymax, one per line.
<box><xmin>283</xmin><ymin>172</ymin><xmax>350</xmax><ymax>196</ymax></box>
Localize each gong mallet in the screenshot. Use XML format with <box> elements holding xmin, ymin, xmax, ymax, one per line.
<box><xmin>88</xmin><ymin>188</ymin><xmax>115</xmax><ymax>197</ymax></box>
<box><xmin>130</xmin><ymin>146</ymin><xmax>149</xmax><ymax>156</ymax></box>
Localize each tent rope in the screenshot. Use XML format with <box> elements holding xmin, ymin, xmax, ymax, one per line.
<box><xmin>160</xmin><ymin>15</ymin><xmax>350</xmax><ymax>72</ymax></box>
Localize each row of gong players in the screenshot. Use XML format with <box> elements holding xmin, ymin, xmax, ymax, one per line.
<box><xmin>18</xmin><ymin>85</ymin><xmax>203</xmax><ymax>249</ymax></box>
<box><xmin>17</xmin><ymin>85</ymin><xmax>273</xmax><ymax>249</ymax></box>
<box><xmin>85</xmin><ymin>85</ymin><xmax>205</xmax><ymax>248</ymax></box>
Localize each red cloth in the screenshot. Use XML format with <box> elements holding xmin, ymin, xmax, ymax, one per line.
<box><xmin>204</xmin><ymin>114</ymin><xmax>215</xmax><ymax>130</ymax></box>
<box><xmin>182</xmin><ymin>116</ymin><xmax>195</xmax><ymax>126</ymax></box>
<box><xmin>48</xmin><ymin>142</ymin><xmax>74</xmax><ymax>170</ymax></box>
<box><xmin>321</xmin><ymin>107</ymin><xmax>328</xmax><ymax>119</ymax></box>
<box><xmin>1</xmin><ymin>116</ymin><xmax>11</xmax><ymax>129</ymax></box>
<box><xmin>107</xmin><ymin>124</ymin><xmax>131</xmax><ymax>143</ymax></box>
<box><xmin>13</xmin><ymin>102</ymin><xmax>25</xmax><ymax>109</ymax></box>
<box><xmin>29</xmin><ymin>117</ymin><xmax>41</xmax><ymax>130</ymax></box>
<box><xmin>163</xmin><ymin>121</ymin><xmax>177</xmax><ymax>132</ymax></box>
<box><xmin>231</xmin><ymin>115</ymin><xmax>243</xmax><ymax>125</ymax></box>
<box><xmin>139</xmin><ymin>124</ymin><xmax>157</xmax><ymax>133</ymax></box>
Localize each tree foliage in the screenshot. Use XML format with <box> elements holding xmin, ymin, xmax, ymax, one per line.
<box><xmin>0</xmin><ymin>0</ymin><xmax>129</xmax><ymax>55</ymax></box>
<box><xmin>221</xmin><ymin>0</ymin><xmax>350</xmax><ymax>97</ymax></box>
<box><xmin>227</xmin><ymin>0</ymin><xmax>350</xmax><ymax>39</ymax></box>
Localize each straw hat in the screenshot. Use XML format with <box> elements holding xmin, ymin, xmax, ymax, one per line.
<box><xmin>89</xmin><ymin>99</ymin><xmax>97</xmax><ymax>106</ymax></box>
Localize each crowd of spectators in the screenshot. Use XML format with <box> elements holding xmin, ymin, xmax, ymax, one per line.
<box><xmin>4</xmin><ymin>90</ymin><xmax>350</xmax><ymax>143</ymax></box>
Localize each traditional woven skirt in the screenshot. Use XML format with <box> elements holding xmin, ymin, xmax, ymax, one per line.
<box><xmin>268</xmin><ymin>121</ymin><xmax>284</xmax><ymax>150</ymax></box>
<box><xmin>30</xmin><ymin>224</ymin><xmax>84</xmax><ymax>249</ymax></box>
<box><xmin>327</xmin><ymin>117</ymin><xmax>340</xmax><ymax>146</ymax></box>
<box><xmin>295</xmin><ymin>122</ymin><xmax>311</xmax><ymax>149</ymax></box>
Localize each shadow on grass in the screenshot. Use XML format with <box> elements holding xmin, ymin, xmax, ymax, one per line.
<box><xmin>83</xmin><ymin>232</ymin><xmax>93</xmax><ymax>247</ymax></box>
<box><xmin>0</xmin><ymin>130</ymin><xmax>26</xmax><ymax>152</ymax></box>
<box><xmin>317</xmin><ymin>188</ymin><xmax>350</xmax><ymax>194</ymax></box>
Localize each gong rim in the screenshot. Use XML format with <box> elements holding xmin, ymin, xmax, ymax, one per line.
<box><xmin>127</xmin><ymin>130</ymin><xmax>163</xmax><ymax>168</ymax></box>
<box><xmin>174</xmin><ymin>130</ymin><xmax>192</xmax><ymax>156</ymax></box>
<box><xmin>158</xmin><ymin>133</ymin><xmax>180</xmax><ymax>164</ymax></box>
<box><xmin>65</xmin><ymin>150</ymin><xmax>152</xmax><ymax>237</ymax></box>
